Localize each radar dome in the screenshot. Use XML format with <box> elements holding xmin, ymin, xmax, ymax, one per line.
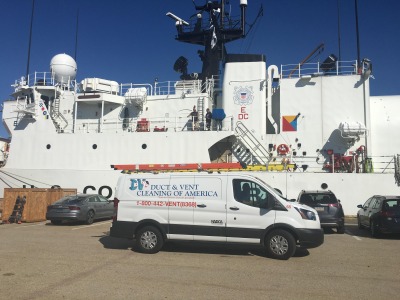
<box><xmin>50</xmin><ymin>53</ymin><xmax>77</xmax><ymax>84</ymax></box>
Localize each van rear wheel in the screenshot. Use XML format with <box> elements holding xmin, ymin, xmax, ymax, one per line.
<box><xmin>136</xmin><ymin>226</ymin><xmax>163</xmax><ymax>254</ymax></box>
<box><xmin>265</xmin><ymin>229</ymin><xmax>296</xmax><ymax>260</ymax></box>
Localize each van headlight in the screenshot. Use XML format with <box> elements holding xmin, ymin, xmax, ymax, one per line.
<box><xmin>294</xmin><ymin>207</ymin><xmax>317</xmax><ymax>221</ymax></box>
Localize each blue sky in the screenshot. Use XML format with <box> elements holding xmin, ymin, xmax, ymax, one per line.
<box><xmin>1</xmin><ymin>0</ymin><xmax>399</xmax><ymax>138</ymax></box>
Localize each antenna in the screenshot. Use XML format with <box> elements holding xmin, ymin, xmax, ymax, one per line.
<box><xmin>166</xmin><ymin>12</ymin><xmax>189</xmax><ymax>26</ymax></box>
<box><xmin>26</xmin><ymin>0</ymin><xmax>35</xmax><ymax>79</ymax></box>
<box><xmin>355</xmin><ymin>0</ymin><xmax>361</xmax><ymax>72</ymax></box>
<box><xmin>337</xmin><ymin>0</ymin><xmax>342</xmax><ymax>66</ymax></box>
<box><xmin>74</xmin><ymin>9</ymin><xmax>79</xmax><ymax>61</ymax></box>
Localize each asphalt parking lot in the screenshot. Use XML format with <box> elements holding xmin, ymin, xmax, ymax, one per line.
<box><xmin>1</xmin><ymin>219</ymin><xmax>400</xmax><ymax>300</ymax></box>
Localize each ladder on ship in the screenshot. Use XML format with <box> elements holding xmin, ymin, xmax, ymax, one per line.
<box><xmin>197</xmin><ymin>97</ymin><xmax>205</xmax><ymax>125</ymax></box>
<box><xmin>51</xmin><ymin>98</ymin><xmax>68</xmax><ymax>132</ymax></box>
<box><xmin>233</xmin><ymin>122</ymin><xmax>271</xmax><ymax>166</ymax></box>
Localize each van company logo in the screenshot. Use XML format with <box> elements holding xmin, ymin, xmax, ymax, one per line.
<box><xmin>233</xmin><ymin>86</ymin><xmax>254</xmax><ymax>106</ymax></box>
<box><xmin>129</xmin><ymin>179</ymin><xmax>149</xmax><ymax>191</ymax></box>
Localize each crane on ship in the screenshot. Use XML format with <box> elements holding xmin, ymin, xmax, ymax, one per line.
<box><xmin>288</xmin><ymin>43</ymin><xmax>325</xmax><ymax>78</ymax></box>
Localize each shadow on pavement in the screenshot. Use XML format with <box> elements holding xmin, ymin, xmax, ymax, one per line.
<box><xmin>99</xmin><ymin>235</ymin><xmax>311</xmax><ymax>259</ymax></box>
<box><xmin>99</xmin><ymin>235</ymin><xmax>134</xmax><ymax>250</ymax></box>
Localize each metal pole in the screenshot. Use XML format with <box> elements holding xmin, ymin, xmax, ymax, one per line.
<box><xmin>26</xmin><ymin>0</ymin><xmax>35</xmax><ymax>80</ymax></box>
<box><xmin>355</xmin><ymin>0</ymin><xmax>361</xmax><ymax>73</ymax></box>
<box><xmin>337</xmin><ymin>0</ymin><xmax>342</xmax><ymax>72</ymax></box>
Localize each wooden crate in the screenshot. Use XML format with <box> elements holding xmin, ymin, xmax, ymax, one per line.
<box><xmin>2</xmin><ymin>188</ymin><xmax>77</xmax><ymax>223</ymax></box>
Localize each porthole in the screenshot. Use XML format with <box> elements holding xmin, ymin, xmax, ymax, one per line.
<box><xmin>142</xmin><ymin>144</ymin><xmax>147</xmax><ymax>149</ymax></box>
<box><xmin>321</xmin><ymin>183</ymin><xmax>328</xmax><ymax>190</ymax></box>
<box><xmin>46</xmin><ymin>144</ymin><xmax>51</xmax><ymax>149</ymax></box>
<box><xmin>92</xmin><ymin>144</ymin><xmax>97</xmax><ymax>149</ymax></box>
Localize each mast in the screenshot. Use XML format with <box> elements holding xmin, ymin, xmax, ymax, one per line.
<box><xmin>26</xmin><ymin>0</ymin><xmax>35</xmax><ymax>80</ymax></box>
<box><xmin>168</xmin><ymin>0</ymin><xmax>248</xmax><ymax>82</ymax></box>
<box><xmin>74</xmin><ymin>9</ymin><xmax>79</xmax><ymax>62</ymax></box>
<box><xmin>355</xmin><ymin>0</ymin><xmax>361</xmax><ymax>72</ymax></box>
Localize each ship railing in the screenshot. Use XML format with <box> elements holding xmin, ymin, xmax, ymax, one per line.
<box><xmin>13</xmin><ymin>72</ymin><xmax>77</xmax><ymax>91</ymax></box>
<box><xmin>280</xmin><ymin>60</ymin><xmax>359</xmax><ymax>79</ymax></box>
<box><xmin>28</xmin><ymin>72</ymin><xmax>56</xmax><ymax>87</ymax></box>
<box><xmin>120</xmin><ymin>80</ymin><xmax>203</xmax><ymax>97</ymax></box>
<box><xmin>119</xmin><ymin>77</ymin><xmax>219</xmax><ymax>98</ymax></box>
<box><xmin>72</xmin><ymin>115</ymin><xmax>234</xmax><ymax>134</ymax></box>
<box><xmin>205</xmin><ymin>75</ymin><xmax>219</xmax><ymax>95</ymax></box>
<box><xmin>370</xmin><ymin>155</ymin><xmax>399</xmax><ymax>174</ymax></box>
<box><xmin>395</xmin><ymin>154</ymin><xmax>400</xmax><ymax>186</ymax></box>
<box><xmin>287</xmin><ymin>154</ymin><xmax>397</xmax><ymax>174</ymax></box>
<box><xmin>154</xmin><ymin>80</ymin><xmax>203</xmax><ymax>96</ymax></box>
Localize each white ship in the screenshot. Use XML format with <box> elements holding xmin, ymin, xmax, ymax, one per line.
<box><xmin>1</xmin><ymin>1</ymin><xmax>399</xmax><ymax>216</ymax></box>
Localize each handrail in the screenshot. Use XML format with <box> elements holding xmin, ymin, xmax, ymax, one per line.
<box><xmin>281</xmin><ymin>60</ymin><xmax>358</xmax><ymax>79</ymax></box>
<box><xmin>235</xmin><ymin>121</ymin><xmax>271</xmax><ymax>165</ymax></box>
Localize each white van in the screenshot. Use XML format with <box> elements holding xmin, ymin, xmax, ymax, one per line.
<box><xmin>110</xmin><ymin>172</ymin><xmax>324</xmax><ymax>260</ymax></box>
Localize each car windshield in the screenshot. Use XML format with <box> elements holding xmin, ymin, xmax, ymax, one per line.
<box><xmin>55</xmin><ymin>195</ymin><xmax>88</xmax><ymax>205</ymax></box>
<box><xmin>300</xmin><ymin>193</ymin><xmax>337</xmax><ymax>205</ymax></box>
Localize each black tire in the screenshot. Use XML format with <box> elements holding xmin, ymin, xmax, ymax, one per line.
<box><xmin>51</xmin><ymin>220</ymin><xmax>62</xmax><ymax>225</ymax></box>
<box><xmin>85</xmin><ymin>210</ymin><xmax>95</xmax><ymax>225</ymax></box>
<box><xmin>357</xmin><ymin>216</ymin><xmax>363</xmax><ymax>229</ymax></box>
<box><xmin>265</xmin><ymin>229</ymin><xmax>296</xmax><ymax>260</ymax></box>
<box><xmin>136</xmin><ymin>226</ymin><xmax>163</xmax><ymax>254</ymax></box>
<box><xmin>370</xmin><ymin>220</ymin><xmax>380</xmax><ymax>238</ymax></box>
<box><xmin>337</xmin><ymin>225</ymin><xmax>345</xmax><ymax>234</ymax></box>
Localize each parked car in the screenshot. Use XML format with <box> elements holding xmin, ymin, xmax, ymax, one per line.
<box><xmin>46</xmin><ymin>194</ymin><xmax>113</xmax><ymax>225</ymax></box>
<box><xmin>357</xmin><ymin>196</ymin><xmax>400</xmax><ymax>237</ymax></box>
<box><xmin>297</xmin><ymin>190</ymin><xmax>345</xmax><ymax>233</ymax></box>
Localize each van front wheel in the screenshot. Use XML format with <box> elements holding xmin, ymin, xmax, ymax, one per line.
<box><xmin>136</xmin><ymin>226</ymin><xmax>163</xmax><ymax>254</ymax></box>
<box><xmin>265</xmin><ymin>229</ymin><xmax>296</xmax><ymax>260</ymax></box>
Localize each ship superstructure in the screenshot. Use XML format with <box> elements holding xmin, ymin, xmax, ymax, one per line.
<box><xmin>1</xmin><ymin>1</ymin><xmax>399</xmax><ymax>215</ymax></box>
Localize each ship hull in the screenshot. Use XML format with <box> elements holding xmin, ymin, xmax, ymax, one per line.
<box><xmin>1</xmin><ymin>167</ymin><xmax>398</xmax><ymax>215</ymax></box>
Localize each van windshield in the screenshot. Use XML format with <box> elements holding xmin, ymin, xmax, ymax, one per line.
<box><xmin>252</xmin><ymin>176</ymin><xmax>284</xmax><ymax>199</ymax></box>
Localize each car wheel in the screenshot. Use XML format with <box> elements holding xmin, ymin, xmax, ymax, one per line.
<box><xmin>265</xmin><ymin>229</ymin><xmax>296</xmax><ymax>260</ymax></box>
<box><xmin>370</xmin><ymin>220</ymin><xmax>380</xmax><ymax>238</ymax></box>
<box><xmin>136</xmin><ymin>226</ymin><xmax>164</xmax><ymax>254</ymax></box>
<box><xmin>51</xmin><ymin>220</ymin><xmax>62</xmax><ymax>225</ymax></box>
<box><xmin>85</xmin><ymin>210</ymin><xmax>95</xmax><ymax>225</ymax></box>
<box><xmin>337</xmin><ymin>225</ymin><xmax>345</xmax><ymax>234</ymax></box>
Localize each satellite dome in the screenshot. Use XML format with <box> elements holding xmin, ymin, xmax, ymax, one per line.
<box><xmin>50</xmin><ymin>53</ymin><xmax>77</xmax><ymax>84</ymax></box>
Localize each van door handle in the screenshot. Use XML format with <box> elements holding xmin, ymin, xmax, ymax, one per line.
<box><xmin>229</xmin><ymin>207</ymin><xmax>239</xmax><ymax>211</ymax></box>
<box><xmin>197</xmin><ymin>204</ymin><xmax>207</xmax><ymax>208</ymax></box>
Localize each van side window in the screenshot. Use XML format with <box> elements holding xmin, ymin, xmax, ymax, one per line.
<box><xmin>232</xmin><ymin>179</ymin><xmax>273</xmax><ymax>209</ymax></box>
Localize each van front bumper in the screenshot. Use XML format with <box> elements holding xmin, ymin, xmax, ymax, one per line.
<box><xmin>296</xmin><ymin>228</ymin><xmax>324</xmax><ymax>248</ymax></box>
